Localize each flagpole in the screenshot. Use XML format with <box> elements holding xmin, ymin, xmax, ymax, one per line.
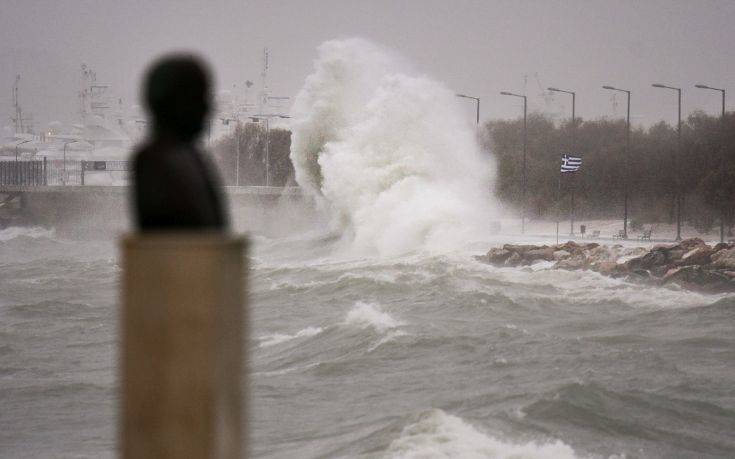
<box><xmin>570</xmin><ymin>92</ymin><xmax>576</xmax><ymax>237</ymax></box>
<box><xmin>556</xmin><ymin>171</ymin><xmax>561</xmax><ymax>245</ymax></box>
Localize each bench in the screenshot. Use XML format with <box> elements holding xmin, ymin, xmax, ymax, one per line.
<box><xmin>612</xmin><ymin>229</ymin><xmax>626</xmax><ymax>240</ymax></box>
<box><xmin>639</xmin><ymin>229</ymin><xmax>652</xmax><ymax>241</ymax></box>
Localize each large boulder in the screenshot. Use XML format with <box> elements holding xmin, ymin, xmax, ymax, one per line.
<box><xmin>666</xmin><ymin>249</ymin><xmax>686</xmax><ymax>263</ymax></box>
<box><xmin>591</xmin><ymin>261</ymin><xmax>619</xmax><ymax>276</ymax></box>
<box><xmin>523</xmin><ymin>247</ymin><xmax>555</xmax><ymax>263</ymax></box>
<box><xmin>502</xmin><ymin>244</ymin><xmax>538</xmax><ymax>253</ymax></box>
<box><xmin>626</xmin><ymin>249</ymin><xmax>668</xmax><ymax>271</ymax></box>
<box><xmin>486</xmin><ymin>248</ymin><xmax>513</xmax><ymax>265</ymax></box>
<box><xmin>662</xmin><ymin>265</ymin><xmax>735</xmax><ymax>293</ymax></box>
<box><xmin>587</xmin><ymin>245</ymin><xmax>615</xmax><ymax>264</ymax></box>
<box><xmin>678</xmin><ymin>246</ymin><xmax>714</xmax><ymax>267</ymax></box>
<box><xmin>504</xmin><ymin>252</ymin><xmax>522</xmax><ymax>267</ymax></box>
<box><xmin>554</xmin><ymin>255</ymin><xmax>588</xmax><ymax>270</ymax></box>
<box><xmin>676</xmin><ymin>237</ymin><xmax>707</xmax><ymax>252</ymax></box>
<box><xmin>711</xmin><ymin>247</ymin><xmax>735</xmax><ymax>269</ymax></box>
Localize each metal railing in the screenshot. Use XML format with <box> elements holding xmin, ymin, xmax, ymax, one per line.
<box><xmin>0</xmin><ymin>159</ymin><xmax>130</xmax><ymax>186</ymax></box>
<box><xmin>0</xmin><ymin>159</ymin><xmax>47</xmax><ymax>186</ymax></box>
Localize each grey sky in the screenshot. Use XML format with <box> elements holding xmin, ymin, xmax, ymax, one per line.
<box><xmin>2</xmin><ymin>0</ymin><xmax>734</xmax><ymax>129</ymax></box>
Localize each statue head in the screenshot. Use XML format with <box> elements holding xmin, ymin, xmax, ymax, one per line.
<box><xmin>143</xmin><ymin>54</ymin><xmax>211</xmax><ymax>142</ymax></box>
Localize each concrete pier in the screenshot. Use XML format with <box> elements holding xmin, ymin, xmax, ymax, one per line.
<box><xmin>121</xmin><ymin>234</ymin><xmax>247</xmax><ymax>459</ymax></box>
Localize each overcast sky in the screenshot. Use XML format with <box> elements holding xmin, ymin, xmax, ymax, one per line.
<box><xmin>2</xmin><ymin>0</ymin><xmax>734</xmax><ymax>129</ymax></box>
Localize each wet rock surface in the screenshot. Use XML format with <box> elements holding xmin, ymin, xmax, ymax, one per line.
<box><xmin>478</xmin><ymin>238</ymin><xmax>735</xmax><ymax>293</ymax></box>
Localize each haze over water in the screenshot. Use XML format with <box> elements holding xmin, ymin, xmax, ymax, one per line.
<box><xmin>2</xmin><ymin>37</ymin><xmax>735</xmax><ymax>459</ymax></box>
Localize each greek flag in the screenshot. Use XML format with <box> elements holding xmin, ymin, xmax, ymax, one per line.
<box><xmin>560</xmin><ymin>154</ymin><xmax>582</xmax><ymax>173</ymax></box>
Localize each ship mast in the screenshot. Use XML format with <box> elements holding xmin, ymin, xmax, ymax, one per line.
<box><xmin>10</xmin><ymin>75</ymin><xmax>34</xmax><ymax>134</ymax></box>
<box><xmin>12</xmin><ymin>75</ymin><xmax>23</xmax><ymax>134</ymax></box>
<box><xmin>257</xmin><ymin>47</ymin><xmax>270</xmax><ymax>115</ymax></box>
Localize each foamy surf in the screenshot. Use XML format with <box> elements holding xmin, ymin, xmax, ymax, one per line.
<box><xmin>344</xmin><ymin>301</ymin><xmax>404</xmax><ymax>333</ymax></box>
<box><xmin>385</xmin><ymin>409</ymin><xmax>585</xmax><ymax>459</ymax></box>
<box><xmin>291</xmin><ymin>38</ymin><xmax>497</xmax><ymax>257</ymax></box>
<box><xmin>0</xmin><ymin>226</ymin><xmax>55</xmax><ymax>242</ymax></box>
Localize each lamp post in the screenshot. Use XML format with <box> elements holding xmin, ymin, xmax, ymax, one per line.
<box><xmin>249</xmin><ymin>114</ymin><xmax>291</xmax><ymax>186</ymax></box>
<box><xmin>603</xmin><ymin>85</ymin><xmax>631</xmax><ymax>239</ymax></box>
<box><xmin>220</xmin><ymin>118</ymin><xmax>240</xmax><ymax>186</ymax></box>
<box><xmin>456</xmin><ymin>94</ymin><xmax>480</xmax><ymax>125</ymax></box>
<box><xmin>15</xmin><ymin>139</ymin><xmax>31</xmax><ymax>161</ymax></box>
<box><xmin>500</xmin><ymin>91</ymin><xmax>527</xmax><ymax>234</ymax></box>
<box><xmin>652</xmin><ymin>83</ymin><xmax>683</xmax><ymax>241</ymax></box>
<box><xmin>548</xmin><ymin>87</ymin><xmax>576</xmax><ymax>236</ymax></box>
<box><xmin>695</xmin><ymin>83</ymin><xmax>726</xmax><ymax>243</ymax></box>
<box><xmin>62</xmin><ymin>140</ymin><xmax>75</xmax><ymax>185</ymax></box>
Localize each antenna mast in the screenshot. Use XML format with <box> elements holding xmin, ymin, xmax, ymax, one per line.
<box><xmin>12</xmin><ymin>75</ymin><xmax>23</xmax><ymax>134</ymax></box>
<box><xmin>258</xmin><ymin>48</ymin><xmax>270</xmax><ymax>114</ymax></box>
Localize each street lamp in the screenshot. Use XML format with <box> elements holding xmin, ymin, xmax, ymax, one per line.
<box><xmin>695</xmin><ymin>83</ymin><xmax>727</xmax><ymax>243</ymax></box>
<box><xmin>15</xmin><ymin>139</ymin><xmax>31</xmax><ymax>161</ymax></box>
<box><xmin>221</xmin><ymin>117</ymin><xmax>241</xmax><ymax>186</ymax></box>
<box><xmin>603</xmin><ymin>85</ymin><xmax>631</xmax><ymax>239</ymax></box>
<box><xmin>500</xmin><ymin>91</ymin><xmax>528</xmax><ymax>234</ymax></box>
<box><xmin>249</xmin><ymin>114</ymin><xmax>291</xmax><ymax>186</ymax></box>
<box><xmin>456</xmin><ymin>94</ymin><xmax>480</xmax><ymax>125</ymax></box>
<box><xmin>62</xmin><ymin>140</ymin><xmax>75</xmax><ymax>185</ymax></box>
<box><xmin>548</xmin><ymin>87</ymin><xmax>577</xmax><ymax>236</ymax></box>
<box><xmin>652</xmin><ymin>83</ymin><xmax>683</xmax><ymax>241</ymax></box>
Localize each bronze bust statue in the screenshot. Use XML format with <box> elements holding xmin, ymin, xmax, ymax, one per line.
<box><xmin>132</xmin><ymin>55</ymin><xmax>229</xmax><ymax>231</ymax></box>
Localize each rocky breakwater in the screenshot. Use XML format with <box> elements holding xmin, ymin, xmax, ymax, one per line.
<box><xmin>477</xmin><ymin>238</ymin><xmax>735</xmax><ymax>293</ymax></box>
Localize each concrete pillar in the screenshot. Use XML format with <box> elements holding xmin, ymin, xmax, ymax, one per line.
<box><xmin>121</xmin><ymin>234</ymin><xmax>247</xmax><ymax>459</ymax></box>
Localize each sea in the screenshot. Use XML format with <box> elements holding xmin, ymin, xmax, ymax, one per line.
<box><xmin>1</xmin><ymin>225</ymin><xmax>734</xmax><ymax>458</ymax></box>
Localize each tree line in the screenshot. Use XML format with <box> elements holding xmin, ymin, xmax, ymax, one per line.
<box><xmin>212</xmin><ymin>122</ymin><xmax>295</xmax><ymax>187</ymax></box>
<box><xmin>483</xmin><ymin>111</ymin><xmax>735</xmax><ymax>235</ymax></box>
<box><xmin>211</xmin><ymin>112</ymin><xmax>734</xmax><ymax>235</ymax></box>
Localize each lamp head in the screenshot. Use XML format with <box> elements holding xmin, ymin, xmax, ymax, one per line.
<box><xmin>694</xmin><ymin>84</ymin><xmax>710</xmax><ymax>89</ymax></box>
<box><xmin>602</xmin><ymin>85</ymin><xmax>615</xmax><ymax>90</ymax></box>
<box><xmin>547</xmin><ymin>87</ymin><xmax>559</xmax><ymax>92</ymax></box>
<box><xmin>500</xmin><ymin>91</ymin><xmax>513</xmax><ymax>96</ymax></box>
<box><xmin>652</xmin><ymin>83</ymin><xmax>665</xmax><ymax>88</ymax></box>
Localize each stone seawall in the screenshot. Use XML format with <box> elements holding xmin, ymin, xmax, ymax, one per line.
<box><xmin>477</xmin><ymin>238</ymin><xmax>735</xmax><ymax>293</ymax></box>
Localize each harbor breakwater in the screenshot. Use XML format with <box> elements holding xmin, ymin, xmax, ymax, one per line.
<box><xmin>478</xmin><ymin>238</ymin><xmax>735</xmax><ymax>293</ymax></box>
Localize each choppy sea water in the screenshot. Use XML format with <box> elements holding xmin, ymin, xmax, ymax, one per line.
<box><xmin>1</xmin><ymin>226</ymin><xmax>734</xmax><ymax>458</ymax></box>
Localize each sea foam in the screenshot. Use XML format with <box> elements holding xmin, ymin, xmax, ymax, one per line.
<box><xmin>290</xmin><ymin>38</ymin><xmax>496</xmax><ymax>257</ymax></box>
<box><xmin>386</xmin><ymin>409</ymin><xmax>582</xmax><ymax>459</ymax></box>
<box><xmin>258</xmin><ymin>326</ymin><xmax>324</xmax><ymax>348</ymax></box>
<box><xmin>344</xmin><ymin>301</ymin><xmax>403</xmax><ymax>333</ymax></box>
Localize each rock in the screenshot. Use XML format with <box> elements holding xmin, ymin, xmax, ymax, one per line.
<box><xmin>629</xmin><ymin>269</ymin><xmax>651</xmax><ymax>279</ymax></box>
<box><xmin>676</xmin><ymin>237</ymin><xmax>707</xmax><ymax>252</ymax></box>
<box><xmin>523</xmin><ymin>247</ymin><xmax>555</xmax><ymax>262</ymax></box>
<box><xmin>587</xmin><ymin>245</ymin><xmax>615</xmax><ymax>263</ymax></box>
<box><xmin>505</xmin><ymin>252</ymin><xmax>522</xmax><ymax>267</ymax></box>
<box><xmin>486</xmin><ymin>248</ymin><xmax>513</xmax><ymax>265</ymax></box>
<box><xmin>626</xmin><ymin>249</ymin><xmax>667</xmax><ymax>271</ymax></box>
<box><xmin>553</xmin><ymin>250</ymin><xmax>571</xmax><ymax>260</ymax></box>
<box><xmin>652</xmin><ymin>243</ymin><xmax>675</xmax><ymax>251</ymax></box>
<box><xmin>713</xmin><ymin>242</ymin><xmax>734</xmax><ymax>252</ymax></box>
<box><xmin>554</xmin><ymin>256</ymin><xmax>588</xmax><ymax>270</ymax></box>
<box><xmin>592</xmin><ymin>261</ymin><xmax>618</xmax><ymax>276</ymax></box>
<box><xmin>623</xmin><ymin>247</ymin><xmax>648</xmax><ymax>257</ymax></box>
<box><xmin>662</xmin><ymin>265</ymin><xmax>735</xmax><ymax>293</ymax></box>
<box><xmin>711</xmin><ymin>248</ymin><xmax>735</xmax><ymax>269</ymax></box>
<box><xmin>666</xmin><ymin>249</ymin><xmax>686</xmax><ymax>262</ymax></box>
<box><xmin>556</xmin><ymin>241</ymin><xmax>580</xmax><ymax>252</ymax></box>
<box><xmin>502</xmin><ymin>244</ymin><xmax>538</xmax><ymax>253</ymax></box>
<box><xmin>651</xmin><ymin>264</ymin><xmax>673</xmax><ymax>277</ymax></box>
<box><xmin>678</xmin><ymin>247</ymin><xmax>714</xmax><ymax>267</ymax></box>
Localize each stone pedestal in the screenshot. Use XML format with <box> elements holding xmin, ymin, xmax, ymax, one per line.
<box><xmin>121</xmin><ymin>234</ymin><xmax>246</xmax><ymax>459</ymax></box>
